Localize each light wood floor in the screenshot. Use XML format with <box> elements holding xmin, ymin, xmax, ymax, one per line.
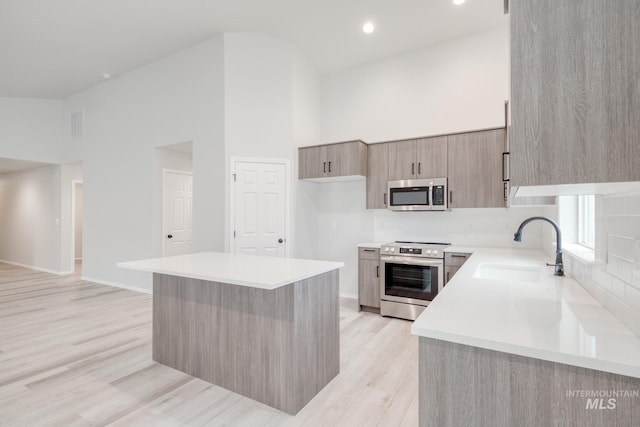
<box><xmin>0</xmin><ymin>262</ymin><xmax>418</xmax><ymax>426</ymax></box>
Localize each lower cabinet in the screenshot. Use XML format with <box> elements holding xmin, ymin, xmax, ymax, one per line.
<box><xmin>444</xmin><ymin>252</ymin><xmax>471</xmax><ymax>284</ymax></box>
<box><xmin>358</xmin><ymin>247</ymin><xmax>380</xmax><ymax>309</ymax></box>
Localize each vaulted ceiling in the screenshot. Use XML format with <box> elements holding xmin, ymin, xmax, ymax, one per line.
<box><xmin>0</xmin><ymin>0</ymin><xmax>506</xmax><ymax>99</ymax></box>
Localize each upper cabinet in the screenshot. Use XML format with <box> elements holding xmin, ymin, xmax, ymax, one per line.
<box><xmin>298</xmin><ymin>140</ymin><xmax>367</xmax><ymax>180</ymax></box>
<box><xmin>448</xmin><ymin>129</ymin><xmax>506</xmax><ymax>208</ymax></box>
<box><xmin>510</xmin><ymin>0</ymin><xmax>640</xmax><ymax>187</ymax></box>
<box><xmin>388</xmin><ymin>136</ymin><xmax>447</xmax><ymax>181</ymax></box>
<box><xmin>367</xmin><ymin>143</ymin><xmax>389</xmax><ymax>209</ymax></box>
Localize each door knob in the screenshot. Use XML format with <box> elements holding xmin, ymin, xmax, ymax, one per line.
<box><xmin>278</xmin><ymin>238</ymin><xmax>284</xmax><ymax>243</ymax></box>
<box><xmin>167</xmin><ymin>234</ymin><xmax>173</xmax><ymax>239</ymax></box>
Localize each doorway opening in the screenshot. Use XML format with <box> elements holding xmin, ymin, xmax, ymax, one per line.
<box><xmin>71</xmin><ymin>180</ymin><xmax>83</xmax><ymax>275</ymax></box>
<box><xmin>156</xmin><ymin>142</ymin><xmax>193</xmax><ymax>257</ymax></box>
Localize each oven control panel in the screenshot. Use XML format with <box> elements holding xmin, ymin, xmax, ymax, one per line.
<box><xmin>381</xmin><ymin>241</ymin><xmax>450</xmax><ymax>259</ymax></box>
<box><xmin>400</xmin><ymin>248</ymin><xmax>422</xmax><ymax>255</ymax></box>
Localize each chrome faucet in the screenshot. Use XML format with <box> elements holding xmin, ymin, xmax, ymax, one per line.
<box><xmin>514</xmin><ymin>216</ymin><xmax>564</xmax><ymax>276</ymax></box>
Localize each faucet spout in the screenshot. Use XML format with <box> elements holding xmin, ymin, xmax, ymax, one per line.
<box><xmin>513</xmin><ymin>216</ymin><xmax>564</xmax><ymax>276</ymax></box>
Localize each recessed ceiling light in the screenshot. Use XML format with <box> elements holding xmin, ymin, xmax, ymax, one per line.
<box><xmin>453</xmin><ymin>0</ymin><xmax>466</xmax><ymax>5</ymax></box>
<box><xmin>102</xmin><ymin>73</ymin><xmax>112</xmax><ymax>79</ymax></box>
<box><xmin>362</xmin><ymin>22</ymin><xmax>375</xmax><ymax>34</ymax></box>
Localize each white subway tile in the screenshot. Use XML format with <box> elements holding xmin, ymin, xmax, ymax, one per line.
<box><xmin>608</xmin><ymin>235</ymin><xmax>635</xmax><ymax>261</ymax></box>
<box><xmin>617</xmin><ymin>258</ymin><xmax>634</xmax><ymax>284</ymax></box>
<box><xmin>603</xmin><ymin>196</ymin><xmax>626</xmax><ymax>216</ymax></box>
<box><xmin>611</xmin><ymin>276</ymin><xmax>626</xmax><ymax>299</ymax></box>
<box><xmin>624</xmin><ymin>194</ymin><xmax>640</xmax><ymax>216</ymax></box>
<box><xmin>625</xmin><ymin>284</ymin><xmax>640</xmax><ymax>312</ymax></box>
<box><xmin>593</xmin><ymin>267</ymin><xmax>612</xmax><ymax>293</ymax></box>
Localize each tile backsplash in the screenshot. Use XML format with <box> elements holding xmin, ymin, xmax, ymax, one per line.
<box><xmin>565</xmin><ymin>190</ymin><xmax>640</xmax><ymax>337</ymax></box>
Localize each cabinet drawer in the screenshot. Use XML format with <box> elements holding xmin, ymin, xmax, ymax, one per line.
<box><xmin>445</xmin><ymin>252</ymin><xmax>470</xmax><ymax>267</ymax></box>
<box><xmin>359</xmin><ymin>247</ymin><xmax>380</xmax><ymax>260</ymax></box>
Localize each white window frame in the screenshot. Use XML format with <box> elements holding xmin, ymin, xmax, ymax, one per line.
<box><xmin>577</xmin><ymin>195</ymin><xmax>595</xmax><ymax>249</ymax></box>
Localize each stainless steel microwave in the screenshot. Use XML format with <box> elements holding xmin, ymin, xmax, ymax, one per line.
<box><xmin>387</xmin><ymin>178</ymin><xmax>447</xmax><ymax>211</ymax></box>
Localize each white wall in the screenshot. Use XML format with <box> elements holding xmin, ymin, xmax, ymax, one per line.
<box><xmin>0</xmin><ymin>98</ymin><xmax>63</xmax><ymax>163</ymax></box>
<box><xmin>0</xmin><ymin>165</ymin><xmax>62</xmax><ymax>273</ymax></box>
<box><xmin>320</xmin><ymin>24</ymin><xmax>509</xmax><ymax>143</ymax></box>
<box><xmin>61</xmin><ymin>36</ymin><xmax>225</xmax><ymax>292</ymax></box>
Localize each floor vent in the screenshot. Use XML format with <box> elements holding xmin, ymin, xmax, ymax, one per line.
<box><xmin>71</xmin><ymin>110</ymin><xmax>84</xmax><ymax>138</ymax></box>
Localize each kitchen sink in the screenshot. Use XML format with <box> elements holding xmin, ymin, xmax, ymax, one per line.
<box><xmin>472</xmin><ymin>263</ymin><xmax>542</xmax><ymax>283</ymax></box>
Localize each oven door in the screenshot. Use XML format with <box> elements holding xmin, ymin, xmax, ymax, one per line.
<box><xmin>380</xmin><ymin>256</ymin><xmax>444</xmax><ymax>307</ymax></box>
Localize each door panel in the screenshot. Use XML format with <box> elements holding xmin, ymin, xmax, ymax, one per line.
<box><xmin>388</xmin><ymin>140</ymin><xmax>416</xmax><ymax>181</ymax></box>
<box><xmin>234</xmin><ymin>161</ymin><xmax>287</xmax><ymax>257</ymax></box>
<box><xmin>163</xmin><ymin>171</ymin><xmax>193</xmax><ymax>256</ymax></box>
<box><xmin>416</xmin><ymin>136</ymin><xmax>447</xmax><ymax>179</ymax></box>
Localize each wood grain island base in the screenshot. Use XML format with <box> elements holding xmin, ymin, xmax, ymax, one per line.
<box><xmin>152</xmin><ymin>270</ymin><xmax>339</xmax><ymax>415</ymax></box>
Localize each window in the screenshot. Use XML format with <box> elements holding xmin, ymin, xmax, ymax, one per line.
<box><xmin>578</xmin><ymin>195</ymin><xmax>595</xmax><ymax>249</ymax></box>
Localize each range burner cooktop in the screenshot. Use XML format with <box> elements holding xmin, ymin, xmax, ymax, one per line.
<box><xmin>381</xmin><ymin>241</ymin><xmax>450</xmax><ymax>259</ymax></box>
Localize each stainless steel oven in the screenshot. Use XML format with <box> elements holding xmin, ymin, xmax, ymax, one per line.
<box><xmin>380</xmin><ymin>241</ymin><xmax>449</xmax><ymax>320</ymax></box>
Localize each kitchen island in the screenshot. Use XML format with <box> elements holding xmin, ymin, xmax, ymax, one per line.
<box><xmin>413</xmin><ymin>247</ymin><xmax>640</xmax><ymax>426</ymax></box>
<box><xmin>119</xmin><ymin>252</ymin><xmax>344</xmax><ymax>414</ymax></box>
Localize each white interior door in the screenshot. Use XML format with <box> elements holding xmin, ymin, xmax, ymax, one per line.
<box><xmin>163</xmin><ymin>170</ymin><xmax>193</xmax><ymax>256</ymax></box>
<box><xmin>233</xmin><ymin>161</ymin><xmax>287</xmax><ymax>257</ymax></box>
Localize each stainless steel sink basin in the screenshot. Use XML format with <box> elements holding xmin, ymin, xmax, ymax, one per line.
<box><xmin>472</xmin><ymin>263</ymin><xmax>542</xmax><ymax>283</ymax></box>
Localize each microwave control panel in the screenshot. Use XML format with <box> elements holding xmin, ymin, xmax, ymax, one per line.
<box><xmin>432</xmin><ymin>185</ymin><xmax>445</xmax><ymax>205</ymax></box>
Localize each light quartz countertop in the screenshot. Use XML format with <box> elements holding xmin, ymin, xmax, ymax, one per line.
<box><xmin>118</xmin><ymin>252</ymin><xmax>344</xmax><ymax>290</ymax></box>
<box><xmin>357</xmin><ymin>242</ymin><xmax>388</xmax><ymax>249</ymax></box>
<box><xmin>412</xmin><ymin>247</ymin><xmax>640</xmax><ymax>379</ymax></box>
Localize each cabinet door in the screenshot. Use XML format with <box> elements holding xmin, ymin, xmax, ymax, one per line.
<box><xmin>448</xmin><ymin>129</ymin><xmax>506</xmax><ymax>208</ymax></box>
<box><xmin>416</xmin><ymin>136</ymin><xmax>448</xmax><ymax>179</ymax></box>
<box><xmin>367</xmin><ymin>143</ymin><xmax>389</xmax><ymax>209</ymax></box>
<box><xmin>510</xmin><ymin>0</ymin><xmax>640</xmax><ymax>186</ymax></box>
<box><xmin>388</xmin><ymin>140</ymin><xmax>416</xmax><ymax>181</ymax></box>
<box><xmin>358</xmin><ymin>258</ymin><xmax>380</xmax><ymax>308</ymax></box>
<box><xmin>298</xmin><ymin>145</ymin><xmax>328</xmax><ymax>179</ymax></box>
<box><xmin>326</xmin><ymin>141</ymin><xmax>366</xmax><ymax>177</ymax></box>
<box><xmin>444</xmin><ymin>266</ymin><xmax>459</xmax><ymax>285</ymax></box>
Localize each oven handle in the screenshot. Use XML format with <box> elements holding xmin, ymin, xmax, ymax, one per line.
<box><xmin>380</xmin><ymin>256</ymin><xmax>443</xmax><ymax>267</ymax></box>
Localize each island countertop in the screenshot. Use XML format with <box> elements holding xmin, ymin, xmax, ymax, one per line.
<box><xmin>118</xmin><ymin>252</ymin><xmax>344</xmax><ymax>290</ymax></box>
<box><xmin>412</xmin><ymin>247</ymin><xmax>640</xmax><ymax>379</ymax></box>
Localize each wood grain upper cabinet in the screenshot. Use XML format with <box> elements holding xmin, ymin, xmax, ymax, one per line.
<box><xmin>447</xmin><ymin>129</ymin><xmax>506</xmax><ymax>208</ymax></box>
<box><xmin>388</xmin><ymin>136</ymin><xmax>448</xmax><ymax>181</ymax></box>
<box><xmin>366</xmin><ymin>143</ymin><xmax>389</xmax><ymax>209</ymax></box>
<box><xmin>510</xmin><ymin>0</ymin><xmax>640</xmax><ymax>186</ymax></box>
<box><xmin>298</xmin><ymin>141</ymin><xmax>367</xmax><ymax>180</ymax></box>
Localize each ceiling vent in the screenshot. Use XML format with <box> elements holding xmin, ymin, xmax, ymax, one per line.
<box><xmin>71</xmin><ymin>110</ymin><xmax>84</xmax><ymax>138</ymax></box>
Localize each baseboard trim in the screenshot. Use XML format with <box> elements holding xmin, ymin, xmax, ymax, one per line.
<box><xmin>81</xmin><ymin>276</ymin><xmax>152</xmax><ymax>295</ymax></box>
<box><xmin>0</xmin><ymin>259</ymin><xmax>68</xmax><ymax>276</ymax></box>
<box><xmin>340</xmin><ymin>292</ymin><xmax>358</xmax><ymax>300</ymax></box>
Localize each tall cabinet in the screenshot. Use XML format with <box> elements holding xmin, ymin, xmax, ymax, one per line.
<box><xmin>510</xmin><ymin>0</ymin><xmax>640</xmax><ymax>186</ymax></box>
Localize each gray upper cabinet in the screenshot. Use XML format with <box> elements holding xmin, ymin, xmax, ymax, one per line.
<box><xmin>510</xmin><ymin>0</ymin><xmax>640</xmax><ymax>187</ymax></box>
<box><xmin>388</xmin><ymin>136</ymin><xmax>448</xmax><ymax>181</ymax></box>
<box><xmin>298</xmin><ymin>141</ymin><xmax>367</xmax><ymax>180</ymax></box>
<box><xmin>366</xmin><ymin>143</ymin><xmax>389</xmax><ymax>209</ymax></box>
<box><xmin>448</xmin><ymin>129</ymin><xmax>506</xmax><ymax>208</ymax></box>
